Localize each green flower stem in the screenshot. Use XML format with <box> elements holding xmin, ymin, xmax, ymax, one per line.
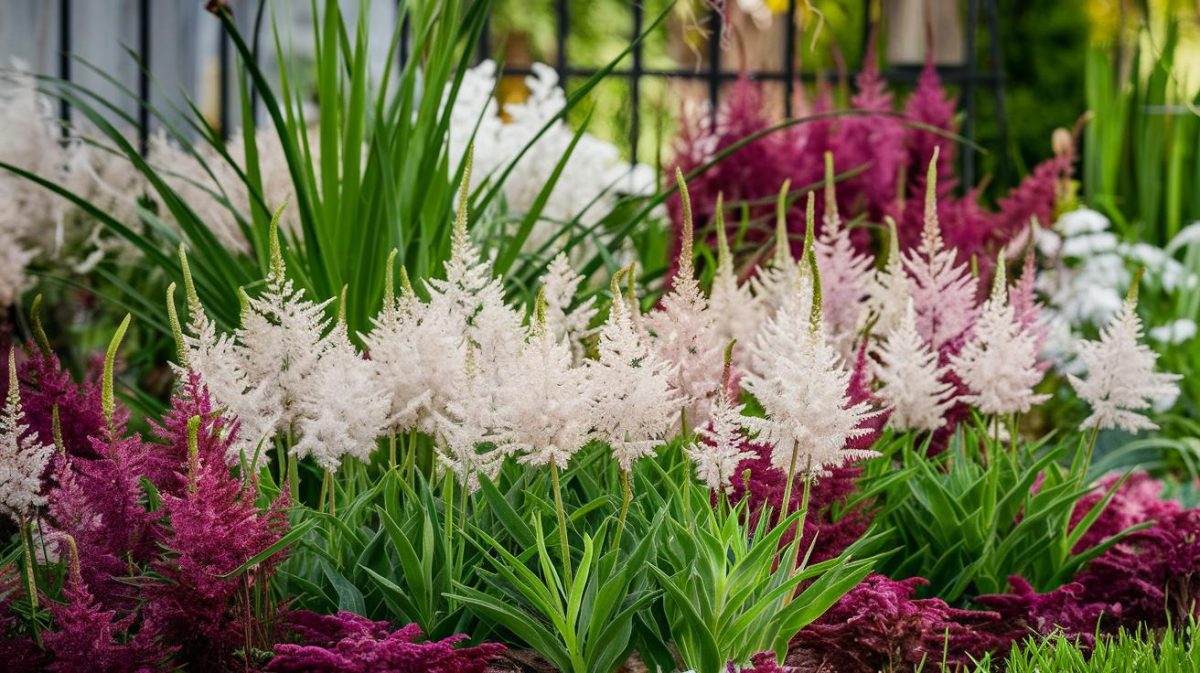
<box><xmin>19</xmin><ymin>518</ymin><xmax>40</xmax><ymax>647</ymax></box>
<box><xmin>779</xmin><ymin>441</ymin><xmax>800</xmax><ymax>526</ymax></box>
<box><xmin>615</xmin><ymin>469</ymin><xmax>632</xmax><ymax>549</ymax></box>
<box><xmin>550</xmin><ymin>462</ymin><xmax>573</xmax><ymax>589</ymax></box>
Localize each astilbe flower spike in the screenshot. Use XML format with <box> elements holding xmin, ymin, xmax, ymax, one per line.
<box><xmin>0</xmin><ymin>347</ymin><xmax>53</xmax><ymax>523</ymax></box>
<box><xmin>236</xmin><ymin>218</ymin><xmax>334</xmax><ymax>433</ymax></box>
<box><xmin>952</xmin><ymin>251</ymin><xmax>1049</xmax><ymax>416</ymax></box>
<box><xmin>814</xmin><ymin>152</ymin><xmax>874</xmax><ymax>356</ymax></box>
<box><xmin>504</xmin><ymin>289</ymin><xmax>593</xmax><ymax>469</ymax></box>
<box><xmin>902</xmin><ymin>149</ymin><xmax>979</xmax><ymax>352</ymax></box>
<box><xmin>145</xmin><ymin>385</ymin><xmax>290</xmax><ymax>669</ymax></box>
<box><xmin>267</xmin><ymin>611</ymin><xmax>504</xmax><ymax>673</ymax></box>
<box><xmin>860</xmin><ymin>217</ymin><xmax>912</xmax><ymax>339</ymax></box>
<box><xmin>43</xmin><ymin>536</ymin><xmax>167</xmax><ymax>673</ymax></box>
<box><xmin>742</xmin><ymin>195</ymin><xmax>877</xmax><ymax>479</ymax></box>
<box><xmin>539</xmin><ymin>252</ymin><xmax>597</xmax><ymax>365</ymax></box>
<box><xmin>293</xmin><ymin>296</ymin><xmax>390</xmax><ymax>473</ymax></box>
<box><xmin>176</xmin><ymin>249</ymin><xmax>280</xmax><ymax>465</ymax></box>
<box><xmin>873</xmin><ymin>299</ymin><xmax>956</xmax><ymax>432</ymax></box>
<box><xmin>645</xmin><ymin>170</ymin><xmax>723</xmax><ymax>427</ymax></box>
<box><xmin>707</xmin><ymin>193</ymin><xmax>759</xmax><ymax>359</ymax></box>
<box><xmin>688</xmin><ymin>344</ymin><xmax>754</xmax><ymax>493</ymax></box>
<box><xmin>588</xmin><ymin>265</ymin><xmax>679</xmax><ymax>473</ymax></box>
<box><xmin>745</xmin><ymin>181</ymin><xmax>812</xmax><ymax>358</ymax></box>
<box><xmin>1068</xmin><ymin>277</ymin><xmax>1181</xmax><ymax>432</ymax></box>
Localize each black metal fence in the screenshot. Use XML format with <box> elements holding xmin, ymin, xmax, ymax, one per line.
<box><xmin>51</xmin><ymin>0</ymin><xmax>1006</xmax><ymax>186</ymax></box>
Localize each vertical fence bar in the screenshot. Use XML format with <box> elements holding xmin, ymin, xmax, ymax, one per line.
<box><xmin>783</xmin><ymin>0</ymin><xmax>797</xmax><ymax>116</ymax></box>
<box><xmin>556</xmin><ymin>0</ymin><xmax>569</xmax><ymax>81</ymax></box>
<box><xmin>985</xmin><ymin>0</ymin><xmax>1007</xmax><ymax>189</ymax></box>
<box><xmin>707</xmin><ymin>6</ymin><xmax>721</xmax><ymax>122</ymax></box>
<box><xmin>630</xmin><ymin>2</ymin><xmax>644</xmax><ymax>162</ymax></box>
<box><xmin>219</xmin><ymin>21</ymin><xmax>231</xmax><ymax>141</ymax></box>
<box><xmin>137</xmin><ymin>0</ymin><xmax>152</xmax><ymax>155</ymax></box>
<box><xmin>400</xmin><ymin>11</ymin><xmax>411</xmax><ymax>70</ymax></box>
<box><xmin>58</xmin><ymin>0</ymin><xmax>72</xmax><ymax>132</ymax></box>
<box><xmin>962</xmin><ymin>0</ymin><xmax>979</xmax><ymax>189</ymax></box>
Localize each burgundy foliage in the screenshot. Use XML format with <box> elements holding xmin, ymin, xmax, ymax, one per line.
<box><xmin>266</xmin><ymin>611</ymin><xmax>504</xmax><ymax>673</ymax></box>
<box><xmin>792</xmin><ymin>574</ymin><xmax>1003</xmax><ymax>672</ymax></box>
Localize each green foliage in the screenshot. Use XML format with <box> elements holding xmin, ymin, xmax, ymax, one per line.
<box><xmin>1084</xmin><ymin>15</ymin><xmax>1200</xmax><ymax>245</ymax></box>
<box><xmin>974</xmin><ymin>621</ymin><xmax>1200</xmax><ymax>672</ymax></box>
<box><xmin>861</xmin><ymin>425</ymin><xmax>1146</xmax><ymax>605</ymax></box>
<box><xmin>650</xmin><ymin>484</ymin><xmax>875</xmax><ymax>673</ymax></box>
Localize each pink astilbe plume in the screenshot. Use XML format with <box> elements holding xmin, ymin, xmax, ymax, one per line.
<box><xmin>267</xmin><ymin>611</ymin><xmax>504</xmax><ymax>673</ymax></box>
<box><xmin>791</xmin><ymin>574</ymin><xmax>1002</xmax><ymax>672</ymax></box>
<box><xmin>904</xmin><ymin>53</ymin><xmax>958</xmax><ymax>197</ymax></box>
<box><xmin>147</xmin><ymin>370</ymin><xmax>238</xmax><ymax>497</ymax></box>
<box><xmin>1009</xmin><ymin>248</ymin><xmax>1051</xmax><ymax>372</ymax></box>
<box><xmin>903</xmin><ymin>151</ymin><xmax>979</xmax><ymax>352</ymax></box>
<box><xmin>144</xmin><ymin>391</ymin><xmax>290</xmax><ymax>670</ymax></box>
<box><xmin>43</xmin><ymin>539</ymin><xmax>168</xmax><ymax>673</ymax></box>
<box><xmin>815</xmin><ymin>153</ymin><xmax>874</xmax><ymax>353</ymax></box>
<box><xmin>19</xmin><ymin>351</ymin><xmax>108</xmax><ymax>460</ymax></box>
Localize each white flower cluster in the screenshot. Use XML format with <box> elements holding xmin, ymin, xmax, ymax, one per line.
<box><xmin>1036</xmin><ymin>208</ymin><xmax>1200</xmax><ymax>370</ymax></box>
<box><xmin>447</xmin><ymin>61</ymin><xmax>656</xmax><ymax>256</ymax></box>
<box><xmin>0</xmin><ymin>348</ymin><xmax>54</xmax><ymax>524</ymax></box>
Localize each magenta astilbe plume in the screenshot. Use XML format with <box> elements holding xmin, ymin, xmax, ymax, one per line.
<box><xmin>267</xmin><ymin>611</ymin><xmax>504</xmax><ymax>673</ymax></box>
<box><xmin>44</xmin><ymin>555</ymin><xmax>167</xmax><ymax>673</ymax></box>
<box><xmin>19</xmin><ymin>351</ymin><xmax>108</xmax><ymax>460</ymax></box>
<box><xmin>904</xmin><ymin>56</ymin><xmax>958</xmax><ymax>197</ymax></box>
<box><xmin>147</xmin><ymin>370</ymin><xmax>238</xmax><ymax>497</ymax></box>
<box><xmin>144</xmin><ymin>397</ymin><xmax>289</xmax><ymax>669</ymax></box>
<box><xmin>790</xmin><ymin>574</ymin><xmax>1002</xmax><ymax>672</ymax></box>
<box><xmin>993</xmin><ymin>151</ymin><xmax>1073</xmax><ymax>249</ymax></box>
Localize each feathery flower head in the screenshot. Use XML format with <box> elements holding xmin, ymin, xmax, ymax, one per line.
<box><xmin>903</xmin><ymin>149</ymin><xmax>979</xmax><ymax>351</ymax></box>
<box><xmin>645</xmin><ymin>170</ymin><xmax>723</xmax><ymax>426</ymax></box>
<box><xmin>688</xmin><ymin>342</ymin><xmax>754</xmax><ymax>492</ymax></box>
<box><xmin>1068</xmin><ymin>275</ymin><xmax>1182</xmax><ymax>432</ymax></box>
<box><xmin>0</xmin><ymin>347</ymin><xmax>53</xmax><ymax>523</ymax></box>
<box><xmin>742</xmin><ymin>213</ymin><xmax>878</xmax><ymax>479</ymax></box>
<box><xmin>873</xmin><ymin>299</ymin><xmax>956</xmax><ymax>432</ymax></box>
<box><xmin>951</xmin><ymin>250</ymin><xmax>1049</xmax><ymax>415</ymax></box>
<box><xmin>708</xmin><ymin>193</ymin><xmax>760</xmax><ymax>354</ymax></box>
<box><xmin>747</xmin><ymin>180</ymin><xmax>812</xmax><ymax>332</ymax></box>
<box><xmin>589</xmin><ymin>265</ymin><xmax>679</xmax><ymax>472</ymax></box>
<box><xmin>861</xmin><ymin>216</ymin><xmax>912</xmax><ymax>338</ymax></box>
<box><xmin>539</xmin><ymin>252</ymin><xmax>597</xmax><ymax>364</ymax></box>
<box><xmin>815</xmin><ymin>152</ymin><xmax>874</xmax><ymax>352</ymax></box>
<box><xmin>504</xmin><ymin>289</ymin><xmax>593</xmax><ymax>469</ymax></box>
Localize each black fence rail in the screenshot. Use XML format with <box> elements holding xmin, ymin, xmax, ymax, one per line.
<box><xmin>50</xmin><ymin>0</ymin><xmax>1005</xmax><ymax>186</ymax></box>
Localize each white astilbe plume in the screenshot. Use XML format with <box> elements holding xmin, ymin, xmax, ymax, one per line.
<box><xmin>815</xmin><ymin>153</ymin><xmax>873</xmax><ymax>353</ymax></box>
<box><xmin>688</xmin><ymin>355</ymin><xmax>754</xmax><ymax>492</ymax></box>
<box><xmin>236</xmin><ymin>226</ymin><xmax>334</xmax><ymax>431</ymax></box>
<box><xmin>861</xmin><ymin>218</ymin><xmax>911</xmax><ymax>338</ymax></box>
<box><xmin>874</xmin><ymin>299</ymin><xmax>956</xmax><ymax>432</ymax></box>
<box><xmin>743</xmin><ymin>250</ymin><xmax>877</xmax><ymax>478</ymax></box>
<box><xmin>1068</xmin><ymin>284</ymin><xmax>1181</xmax><ymax>432</ymax></box>
<box><xmin>707</xmin><ymin>194</ymin><xmax>759</xmax><ymax>354</ymax></box>
<box><xmin>504</xmin><ymin>294</ymin><xmax>594</xmax><ymax>469</ymax></box>
<box><xmin>589</xmin><ymin>267</ymin><xmax>680</xmax><ymax>472</ymax></box>
<box><xmin>174</xmin><ymin>260</ymin><xmax>280</xmax><ymax>465</ymax></box>
<box><xmin>742</xmin><ymin>299</ymin><xmax>877</xmax><ymax>478</ymax></box>
<box><xmin>539</xmin><ymin>253</ymin><xmax>597</xmax><ymax>364</ymax></box>
<box><xmin>952</xmin><ymin>254</ymin><xmax>1049</xmax><ymax>415</ymax></box>
<box><xmin>748</xmin><ymin>182</ymin><xmax>811</xmax><ymax>329</ymax></box>
<box><xmin>292</xmin><ymin>313</ymin><xmax>390</xmax><ymax>473</ymax></box>
<box><xmin>645</xmin><ymin>173</ymin><xmax>722</xmax><ymax>426</ymax></box>
<box><xmin>904</xmin><ymin>150</ymin><xmax>979</xmax><ymax>350</ymax></box>
<box><xmin>0</xmin><ymin>348</ymin><xmax>53</xmax><ymax>524</ymax></box>
<box><xmin>364</xmin><ymin>269</ymin><xmax>467</xmax><ymax>437</ymax></box>
<box><xmin>423</xmin><ymin>163</ymin><xmax>526</xmax><ymax>487</ymax></box>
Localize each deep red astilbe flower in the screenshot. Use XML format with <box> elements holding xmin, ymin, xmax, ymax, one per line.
<box><xmin>143</xmin><ymin>397</ymin><xmax>289</xmax><ymax>671</ymax></box>
<box><xmin>790</xmin><ymin>574</ymin><xmax>1002</xmax><ymax>673</ymax></box>
<box><xmin>993</xmin><ymin>151</ymin><xmax>1074</xmax><ymax>250</ymax></box>
<box><xmin>266</xmin><ymin>611</ymin><xmax>504</xmax><ymax>673</ymax></box>
<box><xmin>43</xmin><ymin>560</ymin><xmax>167</xmax><ymax>673</ymax></box>
<box><xmin>904</xmin><ymin>56</ymin><xmax>959</xmax><ymax>198</ymax></box>
<box><xmin>729</xmin><ymin>652</ymin><xmax>789</xmax><ymax>673</ymax></box>
<box><xmin>1068</xmin><ymin>472</ymin><xmax>1180</xmax><ymax>554</ymax></box>
<box><xmin>19</xmin><ymin>350</ymin><xmax>109</xmax><ymax>460</ymax></box>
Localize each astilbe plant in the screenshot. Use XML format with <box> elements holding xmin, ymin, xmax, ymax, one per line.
<box><xmin>669</xmin><ymin>45</ymin><xmax>1071</xmax><ymax>268</ymax></box>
